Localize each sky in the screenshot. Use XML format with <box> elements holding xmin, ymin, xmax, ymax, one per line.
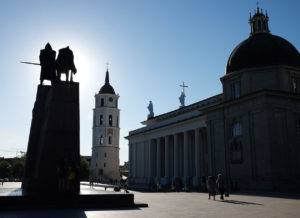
<box><xmin>0</xmin><ymin>0</ymin><xmax>299</xmax><ymax>164</ymax></box>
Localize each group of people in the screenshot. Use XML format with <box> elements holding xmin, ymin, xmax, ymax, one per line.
<box><xmin>207</xmin><ymin>173</ymin><xmax>228</xmax><ymax>200</ymax></box>
<box><xmin>57</xmin><ymin>159</ymin><xmax>78</xmax><ymax>194</ymax></box>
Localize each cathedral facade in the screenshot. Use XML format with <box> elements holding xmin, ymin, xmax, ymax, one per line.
<box><xmin>126</xmin><ymin>8</ymin><xmax>300</xmax><ymax>191</ymax></box>
<box><xmin>90</xmin><ymin>70</ymin><xmax>120</xmax><ymax>182</ymax></box>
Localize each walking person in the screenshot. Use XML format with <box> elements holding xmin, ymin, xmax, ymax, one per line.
<box><xmin>216</xmin><ymin>173</ymin><xmax>226</xmax><ymax>200</ymax></box>
<box><xmin>207</xmin><ymin>176</ymin><xmax>217</xmax><ymax>200</ymax></box>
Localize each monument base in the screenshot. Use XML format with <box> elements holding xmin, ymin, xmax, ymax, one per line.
<box><xmin>22</xmin><ymin>82</ymin><xmax>80</xmax><ymax>195</ymax></box>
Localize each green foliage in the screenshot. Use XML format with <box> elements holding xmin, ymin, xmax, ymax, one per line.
<box><xmin>12</xmin><ymin>160</ymin><xmax>24</xmax><ymax>178</ymax></box>
<box><xmin>0</xmin><ymin>160</ymin><xmax>11</xmax><ymax>178</ymax></box>
<box><xmin>120</xmin><ymin>170</ymin><xmax>128</xmax><ymax>177</ymax></box>
<box><xmin>79</xmin><ymin>157</ymin><xmax>90</xmax><ymax>181</ymax></box>
<box><xmin>12</xmin><ymin>154</ymin><xmax>26</xmax><ymax>178</ymax></box>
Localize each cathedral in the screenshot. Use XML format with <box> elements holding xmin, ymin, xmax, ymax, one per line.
<box><xmin>126</xmin><ymin>7</ymin><xmax>300</xmax><ymax>191</ymax></box>
<box><xmin>90</xmin><ymin>70</ymin><xmax>120</xmax><ymax>182</ymax></box>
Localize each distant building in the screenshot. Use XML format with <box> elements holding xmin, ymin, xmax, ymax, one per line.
<box><xmin>126</xmin><ymin>7</ymin><xmax>300</xmax><ymax>191</ymax></box>
<box><xmin>120</xmin><ymin>161</ymin><xmax>129</xmax><ymax>171</ymax></box>
<box><xmin>90</xmin><ymin>69</ymin><xmax>120</xmax><ymax>182</ymax></box>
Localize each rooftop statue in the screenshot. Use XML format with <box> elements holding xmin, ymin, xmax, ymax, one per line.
<box><xmin>39</xmin><ymin>43</ymin><xmax>57</xmax><ymax>85</ymax></box>
<box><xmin>147</xmin><ymin>101</ymin><xmax>154</xmax><ymax>119</ymax></box>
<box><xmin>179</xmin><ymin>92</ymin><xmax>185</xmax><ymax>108</ymax></box>
<box><xmin>56</xmin><ymin>46</ymin><xmax>77</xmax><ymax>82</ymax></box>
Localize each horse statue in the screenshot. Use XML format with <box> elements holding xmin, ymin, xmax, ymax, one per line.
<box><xmin>56</xmin><ymin>46</ymin><xmax>77</xmax><ymax>82</ymax></box>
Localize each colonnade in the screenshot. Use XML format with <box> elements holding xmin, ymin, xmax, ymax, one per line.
<box><xmin>129</xmin><ymin>128</ymin><xmax>208</xmax><ymax>186</ymax></box>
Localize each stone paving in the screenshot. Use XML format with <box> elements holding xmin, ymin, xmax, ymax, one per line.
<box><xmin>0</xmin><ymin>182</ymin><xmax>300</xmax><ymax>218</ymax></box>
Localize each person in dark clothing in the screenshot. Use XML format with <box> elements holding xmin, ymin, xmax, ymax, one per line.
<box><xmin>207</xmin><ymin>176</ymin><xmax>217</xmax><ymax>200</ymax></box>
<box><xmin>216</xmin><ymin>173</ymin><xmax>226</xmax><ymax>200</ymax></box>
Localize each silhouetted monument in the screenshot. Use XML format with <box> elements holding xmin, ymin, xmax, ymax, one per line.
<box><xmin>39</xmin><ymin>43</ymin><xmax>57</xmax><ymax>84</ymax></box>
<box><xmin>56</xmin><ymin>46</ymin><xmax>77</xmax><ymax>82</ymax></box>
<box><xmin>22</xmin><ymin>44</ymin><xmax>80</xmax><ymax>195</ymax></box>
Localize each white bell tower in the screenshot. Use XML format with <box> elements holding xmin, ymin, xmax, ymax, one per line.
<box><xmin>90</xmin><ymin>69</ymin><xmax>120</xmax><ymax>182</ymax></box>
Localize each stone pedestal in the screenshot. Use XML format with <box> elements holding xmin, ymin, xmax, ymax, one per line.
<box><xmin>22</xmin><ymin>82</ymin><xmax>80</xmax><ymax>195</ymax></box>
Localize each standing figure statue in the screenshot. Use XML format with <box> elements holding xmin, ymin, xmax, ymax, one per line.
<box><xmin>147</xmin><ymin>101</ymin><xmax>154</xmax><ymax>119</ymax></box>
<box><xmin>179</xmin><ymin>92</ymin><xmax>185</xmax><ymax>108</ymax></box>
<box><xmin>56</xmin><ymin>46</ymin><xmax>77</xmax><ymax>82</ymax></box>
<box><xmin>39</xmin><ymin>43</ymin><xmax>56</xmax><ymax>85</ymax></box>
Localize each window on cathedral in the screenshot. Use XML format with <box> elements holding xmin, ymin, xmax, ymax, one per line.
<box><xmin>101</xmin><ymin>98</ymin><xmax>104</xmax><ymax>106</ymax></box>
<box><xmin>231</xmin><ymin>82</ymin><xmax>240</xmax><ymax>99</ymax></box>
<box><xmin>100</xmin><ymin>115</ymin><xmax>103</xmax><ymax>125</ymax></box>
<box><xmin>109</xmin><ymin>115</ymin><xmax>112</xmax><ymax>126</ymax></box>
<box><xmin>230</xmin><ymin>140</ymin><xmax>243</xmax><ymax>164</ymax></box>
<box><xmin>292</xmin><ymin>78</ymin><xmax>300</xmax><ymax>95</ymax></box>
<box><xmin>232</xmin><ymin>122</ymin><xmax>242</xmax><ymax>136</ymax></box>
<box><xmin>109</xmin><ymin>136</ymin><xmax>112</xmax><ymax>144</ymax></box>
<box><xmin>117</xmin><ymin>116</ymin><xmax>119</xmax><ymax>127</ymax></box>
<box><xmin>100</xmin><ymin>136</ymin><xmax>104</xmax><ymax>144</ymax></box>
<box><xmin>104</xmin><ymin>152</ymin><xmax>107</xmax><ymax>158</ymax></box>
<box><xmin>104</xmin><ymin>163</ymin><xmax>106</xmax><ymax>167</ymax></box>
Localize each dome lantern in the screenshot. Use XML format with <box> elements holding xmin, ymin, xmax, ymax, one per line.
<box><xmin>249</xmin><ymin>7</ymin><xmax>270</xmax><ymax>35</ymax></box>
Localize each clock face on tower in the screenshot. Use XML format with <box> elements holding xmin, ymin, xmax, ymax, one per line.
<box><xmin>109</xmin><ymin>97</ymin><xmax>113</xmax><ymax>102</ymax></box>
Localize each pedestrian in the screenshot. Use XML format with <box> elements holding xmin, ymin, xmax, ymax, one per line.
<box><xmin>89</xmin><ymin>177</ymin><xmax>94</xmax><ymax>188</ymax></box>
<box><xmin>67</xmin><ymin>165</ymin><xmax>76</xmax><ymax>193</ymax></box>
<box><xmin>156</xmin><ymin>181</ymin><xmax>162</xmax><ymax>192</ymax></box>
<box><xmin>124</xmin><ymin>179</ymin><xmax>129</xmax><ymax>193</ymax></box>
<box><xmin>207</xmin><ymin>176</ymin><xmax>217</xmax><ymax>200</ymax></box>
<box><xmin>216</xmin><ymin>173</ymin><xmax>226</xmax><ymax>200</ymax></box>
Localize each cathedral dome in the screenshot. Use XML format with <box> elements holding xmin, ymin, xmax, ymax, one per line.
<box><xmin>99</xmin><ymin>70</ymin><xmax>115</xmax><ymax>94</ymax></box>
<box><xmin>226</xmin><ymin>8</ymin><xmax>300</xmax><ymax>74</ymax></box>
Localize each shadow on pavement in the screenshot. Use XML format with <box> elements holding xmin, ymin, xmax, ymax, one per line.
<box><xmin>217</xmin><ymin>199</ymin><xmax>264</xmax><ymax>206</ymax></box>
<box><xmin>0</xmin><ymin>210</ymin><xmax>88</xmax><ymax>218</ymax></box>
<box><xmin>231</xmin><ymin>191</ymin><xmax>300</xmax><ymax>200</ymax></box>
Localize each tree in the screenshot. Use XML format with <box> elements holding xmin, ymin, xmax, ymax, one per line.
<box><xmin>79</xmin><ymin>157</ymin><xmax>90</xmax><ymax>181</ymax></box>
<box><xmin>12</xmin><ymin>160</ymin><xmax>24</xmax><ymax>178</ymax></box>
<box><xmin>12</xmin><ymin>153</ymin><xmax>26</xmax><ymax>178</ymax></box>
<box><xmin>0</xmin><ymin>160</ymin><xmax>11</xmax><ymax>178</ymax></box>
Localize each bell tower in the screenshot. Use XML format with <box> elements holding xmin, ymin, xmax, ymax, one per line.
<box><xmin>90</xmin><ymin>69</ymin><xmax>120</xmax><ymax>182</ymax></box>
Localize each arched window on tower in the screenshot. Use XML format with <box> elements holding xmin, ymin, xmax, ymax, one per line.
<box><xmin>117</xmin><ymin>116</ymin><xmax>119</xmax><ymax>127</ymax></box>
<box><xmin>109</xmin><ymin>115</ymin><xmax>113</xmax><ymax>126</ymax></box>
<box><xmin>109</xmin><ymin>136</ymin><xmax>112</xmax><ymax>144</ymax></box>
<box><xmin>231</xmin><ymin>82</ymin><xmax>240</xmax><ymax>99</ymax></box>
<box><xmin>100</xmin><ymin>136</ymin><xmax>104</xmax><ymax>144</ymax></box>
<box><xmin>101</xmin><ymin>98</ymin><xmax>104</xmax><ymax>107</ymax></box>
<box><xmin>258</xmin><ymin>20</ymin><xmax>262</xmax><ymax>31</ymax></box>
<box><xmin>100</xmin><ymin>115</ymin><xmax>103</xmax><ymax>125</ymax></box>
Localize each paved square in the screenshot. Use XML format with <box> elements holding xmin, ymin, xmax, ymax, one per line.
<box><xmin>0</xmin><ymin>183</ymin><xmax>299</xmax><ymax>218</ymax></box>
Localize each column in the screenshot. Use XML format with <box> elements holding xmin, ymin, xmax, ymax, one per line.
<box><xmin>128</xmin><ymin>144</ymin><xmax>132</xmax><ymax>183</ymax></box>
<box><xmin>173</xmin><ymin>134</ymin><xmax>179</xmax><ymax>180</ymax></box>
<box><xmin>148</xmin><ymin>139</ymin><xmax>153</xmax><ymax>183</ymax></box>
<box><xmin>131</xmin><ymin>143</ymin><xmax>136</xmax><ymax>184</ymax></box>
<box><xmin>193</xmin><ymin>129</ymin><xmax>201</xmax><ymax>186</ymax></box>
<box><xmin>206</xmin><ymin>121</ymin><xmax>214</xmax><ymax>175</ymax></box>
<box><xmin>133</xmin><ymin>143</ymin><xmax>137</xmax><ymax>178</ymax></box>
<box><xmin>164</xmin><ymin>135</ymin><xmax>170</xmax><ymax>184</ymax></box>
<box><xmin>184</xmin><ymin>131</ymin><xmax>189</xmax><ymax>185</ymax></box>
<box><xmin>156</xmin><ymin>138</ymin><xmax>161</xmax><ymax>181</ymax></box>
